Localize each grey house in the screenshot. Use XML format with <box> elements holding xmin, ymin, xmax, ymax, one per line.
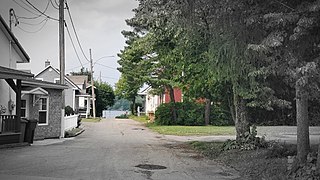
<box><xmin>35</xmin><ymin>60</ymin><xmax>81</xmax><ymax>112</ymax></box>
<box><xmin>21</xmin><ymin>79</ymin><xmax>68</xmax><ymax>140</ymax></box>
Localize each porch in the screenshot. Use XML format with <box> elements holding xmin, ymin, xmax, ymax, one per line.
<box><xmin>0</xmin><ymin>115</ymin><xmax>21</xmax><ymax>145</ymax></box>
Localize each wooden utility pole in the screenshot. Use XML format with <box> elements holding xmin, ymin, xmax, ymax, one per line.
<box><xmin>59</xmin><ymin>0</ymin><xmax>65</xmax><ymax>138</ymax></box>
<box><xmin>90</xmin><ymin>49</ymin><xmax>96</xmax><ymax>118</ymax></box>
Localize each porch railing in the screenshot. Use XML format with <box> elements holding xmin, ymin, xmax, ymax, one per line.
<box><xmin>0</xmin><ymin>115</ymin><xmax>19</xmax><ymax>133</ymax></box>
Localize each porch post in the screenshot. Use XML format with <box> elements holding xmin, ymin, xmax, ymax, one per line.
<box><xmin>15</xmin><ymin>79</ymin><xmax>21</xmax><ymax>132</ymax></box>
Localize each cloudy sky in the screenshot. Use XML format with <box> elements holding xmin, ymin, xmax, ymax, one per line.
<box><xmin>0</xmin><ymin>0</ymin><xmax>138</xmax><ymax>86</ymax></box>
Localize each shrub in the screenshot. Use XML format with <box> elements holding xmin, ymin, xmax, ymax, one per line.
<box><xmin>155</xmin><ymin>102</ymin><xmax>205</xmax><ymax>126</ymax></box>
<box><xmin>115</xmin><ymin>113</ymin><xmax>129</xmax><ymax>119</ymax></box>
<box><xmin>210</xmin><ymin>105</ymin><xmax>233</xmax><ymax>126</ymax></box>
<box><xmin>222</xmin><ymin>125</ymin><xmax>268</xmax><ymax>151</ymax></box>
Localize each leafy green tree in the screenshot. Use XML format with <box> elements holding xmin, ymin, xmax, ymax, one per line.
<box><xmin>94</xmin><ymin>82</ymin><xmax>115</xmax><ymax>117</ymax></box>
<box><xmin>115</xmin><ymin>75</ymin><xmax>142</xmax><ymax>115</ymax></box>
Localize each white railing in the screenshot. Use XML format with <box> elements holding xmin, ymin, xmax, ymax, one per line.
<box><xmin>64</xmin><ymin>115</ymin><xmax>78</xmax><ymax>131</ymax></box>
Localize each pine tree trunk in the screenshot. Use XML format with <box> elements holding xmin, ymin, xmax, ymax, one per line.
<box><xmin>234</xmin><ymin>93</ymin><xmax>250</xmax><ymax>141</ymax></box>
<box><xmin>204</xmin><ymin>98</ymin><xmax>211</xmax><ymax>126</ymax></box>
<box><xmin>168</xmin><ymin>86</ymin><xmax>177</xmax><ymax>123</ymax></box>
<box><xmin>131</xmin><ymin>96</ymin><xmax>136</xmax><ymax>115</ymax></box>
<box><xmin>296</xmin><ymin>82</ymin><xmax>310</xmax><ymax>164</ymax></box>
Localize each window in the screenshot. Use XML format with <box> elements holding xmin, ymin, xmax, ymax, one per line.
<box><xmin>38</xmin><ymin>97</ymin><xmax>48</xmax><ymax>125</ymax></box>
<box><xmin>54</xmin><ymin>78</ymin><xmax>60</xmax><ymax>84</ymax></box>
<box><xmin>21</xmin><ymin>100</ymin><xmax>27</xmax><ymax>118</ymax></box>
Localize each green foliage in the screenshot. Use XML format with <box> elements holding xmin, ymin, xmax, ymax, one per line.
<box><xmin>109</xmin><ymin>97</ymin><xmax>131</xmax><ymax>111</ymax></box>
<box><xmin>95</xmin><ymin>82</ymin><xmax>115</xmax><ymax>117</ymax></box>
<box><xmin>65</xmin><ymin>106</ymin><xmax>74</xmax><ymax>116</ymax></box>
<box><xmin>155</xmin><ymin>102</ymin><xmax>205</xmax><ymax>126</ymax></box>
<box><xmin>155</xmin><ymin>101</ymin><xmax>233</xmax><ymax>126</ymax></box>
<box><xmin>210</xmin><ymin>105</ymin><xmax>233</xmax><ymax>126</ymax></box>
<box><xmin>115</xmin><ymin>113</ymin><xmax>129</xmax><ymax>119</ymax></box>
<box><xmin>222</xmin><ymin>126</ymin><xmax>268</xmax><ymax>151</ymax></box>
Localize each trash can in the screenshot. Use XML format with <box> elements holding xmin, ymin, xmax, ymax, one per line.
<box><xmin>24</xmin><ymin>119</ymin><xmax>38</xmax><ymax>143</ymax></box>
<box><xmin>20</xmin><ymin>118</ymin><xmax>28</xmax><ymax>143</ymax></box>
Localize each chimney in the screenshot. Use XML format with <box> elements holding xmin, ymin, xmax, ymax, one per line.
<box><xmin>45</xmin><ymin>60</ymin><xmax>50</xmax><ymax>67</ymax></box>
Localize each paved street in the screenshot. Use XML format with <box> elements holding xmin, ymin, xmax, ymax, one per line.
<box><xmin>0</xmin><ymin>119</ymin><xmax>240</xmax><ymax>180</ymax></box>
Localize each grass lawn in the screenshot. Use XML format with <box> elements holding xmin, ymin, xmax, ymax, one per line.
<box><xmin>148</xmin><ymin>125</ymin><xmax>236</xmax><ymax>136</ymax></box>
<box><xmin>128</xmin><ymin>115</ymin><xmax>149</xmax><ymax>124</ymax></box>
<box><xmin>129</xmin><ymin>115</ymin><xmax>235</xmax><ymax>136</ymax></box>
<box><xmin>81</xmin><ymin>118</ymin><xmax>101</xmax><ymax>123</ymax></box>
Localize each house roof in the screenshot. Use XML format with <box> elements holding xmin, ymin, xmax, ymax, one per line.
<box><xmin>67</xmin><ymin>75</ymin><xmax>88</xmax><ymax>85</ymax></box>
<box><xmin>35</xmin><ymin>65</ymin><xmax>81</xmax><ymax>90</ymax></box>
<box><xmin>0</xmin><ymin>15</ymin><xmax>30</xmax><ymax>63</ymax></box>
<box><xmin>22</xmin><ymin>78</ymin><xmax>68</xmax><ymax>90</ymax></box>
<box><xmin>22</xmin><ymin>87</ymin><xmax>49</xmax><ymax>95</ymax></box>
<box><xmin>0</xmin><ymin>65</ymin><xmax>34</xmax><ymax>80</ymax></box>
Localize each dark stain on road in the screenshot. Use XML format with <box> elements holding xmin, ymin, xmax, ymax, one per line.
<box><xmin>135</xmin><ymin>164</ymin><xmax>167</xmax><ymax>170</ymax></box>
<box><xmin>132</xmin><ymin>128</ymin><xmax>145</xmax><ymax>131</ymax></box>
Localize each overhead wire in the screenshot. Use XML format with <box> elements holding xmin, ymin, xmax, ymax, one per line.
<box><xmin>25</xmin><ymin>0</ymin><xmax>59</xmax><ymax>21</ymax></box>
<box><xmin>19</xmin><ymin>17</ymin><xmax>49</xmax><ymax>26</ymax></box>
<box><xmin>95</xmin><ymin>62</ymin><xmax>118</xmax><ymax>70</ymax></box>
<box><xmin>101</xmin><ymin>75</ymin><xmax>118</xmax><ymax>80</ymax></box>
<box><xmin>49</xmin><ymin>0</ymin><xmax>59</xmax><ymax>10</ymax></box>
<box><xmin>17</xmin><ymin>18</ymin><xmax>49</xmax><ymax>33</ymax></box>
<box><xmin>64</xmin><ymin>21</ymin><xmax>84</xmax><ymax>68</ymax></box>
<box><xmin>12</xmin><ymin>0</ymin><xmax>42</xmax><ymax>19</ymax></box>
<box><xmin>66</xmin><ymin>62</ymin><xmax>90</xmax><ymax>71</ymax></box>
<box><xmin>65</xmin><ymin>0</ymin><xmax>90</xmax><ymax>62</ymax></box>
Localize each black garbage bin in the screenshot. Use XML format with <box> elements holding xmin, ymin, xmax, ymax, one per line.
<box><xmin>24</xmin><ymin>119</ymin><xmax>38</xmax><ymax>143</ymax></box>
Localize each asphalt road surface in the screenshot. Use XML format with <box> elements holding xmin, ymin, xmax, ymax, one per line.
<box><xmin>0</xmin><ymin>119</ymin><xmax>240</xmax><ymax>180</ymax></box>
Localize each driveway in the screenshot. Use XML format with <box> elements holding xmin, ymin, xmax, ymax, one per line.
<box><xmin>0</xmin><ymin>119</ymin><xmax>240</xmax><ymax>180</ymax></box>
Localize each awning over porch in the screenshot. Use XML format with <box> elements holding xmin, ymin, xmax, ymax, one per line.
<box><xmin>0</xmin><ymin>66</ymin><xmax>33</xmax><ymax>80</ymax></box>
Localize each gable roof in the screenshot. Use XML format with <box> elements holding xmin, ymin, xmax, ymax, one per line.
<box><xmin>0</xmin><ymin>15</ymin><xmax>30</xmax><ymax>63</ymax></box>
<box><xmin>0</xmin><ymin>65</ymin><xmax>34</xmax><ymax>80</ymax></box>
<box><xmin>22</xmin><ymin>78</ymin><xmax>68</xmax><ymax>90</ymax></box>
<box><xmin>22</xmin><ymin>87</ymin><xmax>49</xmax><ymax>95</ymax></box>
<box><xmin>35</xmin><ymin>65</ymin><xmax>81</xmax><ymax>90</ymax></box>
<box><xmin>67</xmin><ymin>75</ymin><xmax>88</xmax><ymax>85</ymax></box>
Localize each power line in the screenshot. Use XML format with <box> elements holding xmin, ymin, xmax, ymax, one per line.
<box><xmin>19</xmin><ymin>17</ymin><xmax>48</xmax><ymax>26</ymax></box>
<box><xmin>66</xmin><ymin>62</ymin><xmax>90</xmax><ymax>71</ymax></box>
<box><xmin>95</xmin><ymin>62</ymin><xmax>118</xmax><ymax>70</ymax></box>
<box><xmin>101</xmin><ymin>75</ymin><xmax>118</xmax><ymax>80</ymax></box>
<box><xmin>17</xmin><ymin>18</ymin><xmax>49</xmax><ymax>33</ymax></box>
<box><xmin>12</xmin><ymin>0</ymin><xmax>42</xmax><ymax>19</ymax></box>
<box><xmin>25</xmin><ymin>0</ymin><xmax>59</xmax><ymax>21</ymax></box>
<box><xmin>64</xmin><ymin>21</ymin><xmax>84</xmax><ymax>68</ymax></box>
<box><xmin>65</xmin><ymin>0</ymin><xmax>90</xmax><ymax>62</ymax></box>
<box><xmin>49</xmin><ymin>0</ymin><xmax>59</xmax><ymax>9</ymax></box>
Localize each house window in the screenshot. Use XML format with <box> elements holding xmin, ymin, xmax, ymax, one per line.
<box><xmin>38</xmin><ymin>97</ymin><xmax>49</xmax><ymax>125</ymax></box>
<box><xmin>21</xmin><ymin>100</ymin><xmax>27</xmax><ymax>118</ymax></box>
<box><xmin>54</xmin><ymin>78</ymin><xmax>60</xmax><ymax>84</ymax></box>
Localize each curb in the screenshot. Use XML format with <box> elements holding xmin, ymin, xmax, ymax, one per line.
<box><xmin>0</xmin><ymin>142</ymin><xmax>30</xmax><ymax>149</ymax></box>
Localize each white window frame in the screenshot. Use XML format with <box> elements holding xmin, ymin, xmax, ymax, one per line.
<box><xmin>38</xmin><ymin>96</ymin><xmax>49</xmax><ymax>126</ymax></box>
<box><xmin>21</xmin><ymin>98</ymin><xmax>29</xmax><ymax>118</ymax></box>
<box><xmin>35</xmin><ymin>78</ymin><xmax>43</xmax><ymax>81</ymax></box>
<box><xmin>54</xmin><ymin>78</ymin><xmax>60</xmax><ymax>84</ymax></box>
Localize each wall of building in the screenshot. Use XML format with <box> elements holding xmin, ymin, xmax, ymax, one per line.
<box><xmin>0</xmin><ymin>28</ymin><xmax>23</xmax><ymax>116</ymax></box>
<box><xmin>28</xmin><ymin>89</ymin><xmax>63</xmax><ymax>140</ymax></box>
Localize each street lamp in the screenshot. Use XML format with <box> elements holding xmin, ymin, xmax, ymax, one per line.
<box><xmin>89</xmin><ymin>50</ymin><xmax>114</xmax><ymax>118</ymax></box>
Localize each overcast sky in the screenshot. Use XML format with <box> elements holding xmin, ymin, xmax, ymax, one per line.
<box><xmin>0</xmin><ymin>0</ymin><xmax>138</xmax><ymax>86</ymax></box>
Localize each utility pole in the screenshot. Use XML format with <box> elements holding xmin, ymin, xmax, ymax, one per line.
<box><xmin>90</xmin><ymin>49</ymin><xmax>96</xmax><ymax>118</ymax></box>
<box><xmin>59</xmin><ymin>0</ymin><xmax>65</xmax><ymax>138</ymax></box>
